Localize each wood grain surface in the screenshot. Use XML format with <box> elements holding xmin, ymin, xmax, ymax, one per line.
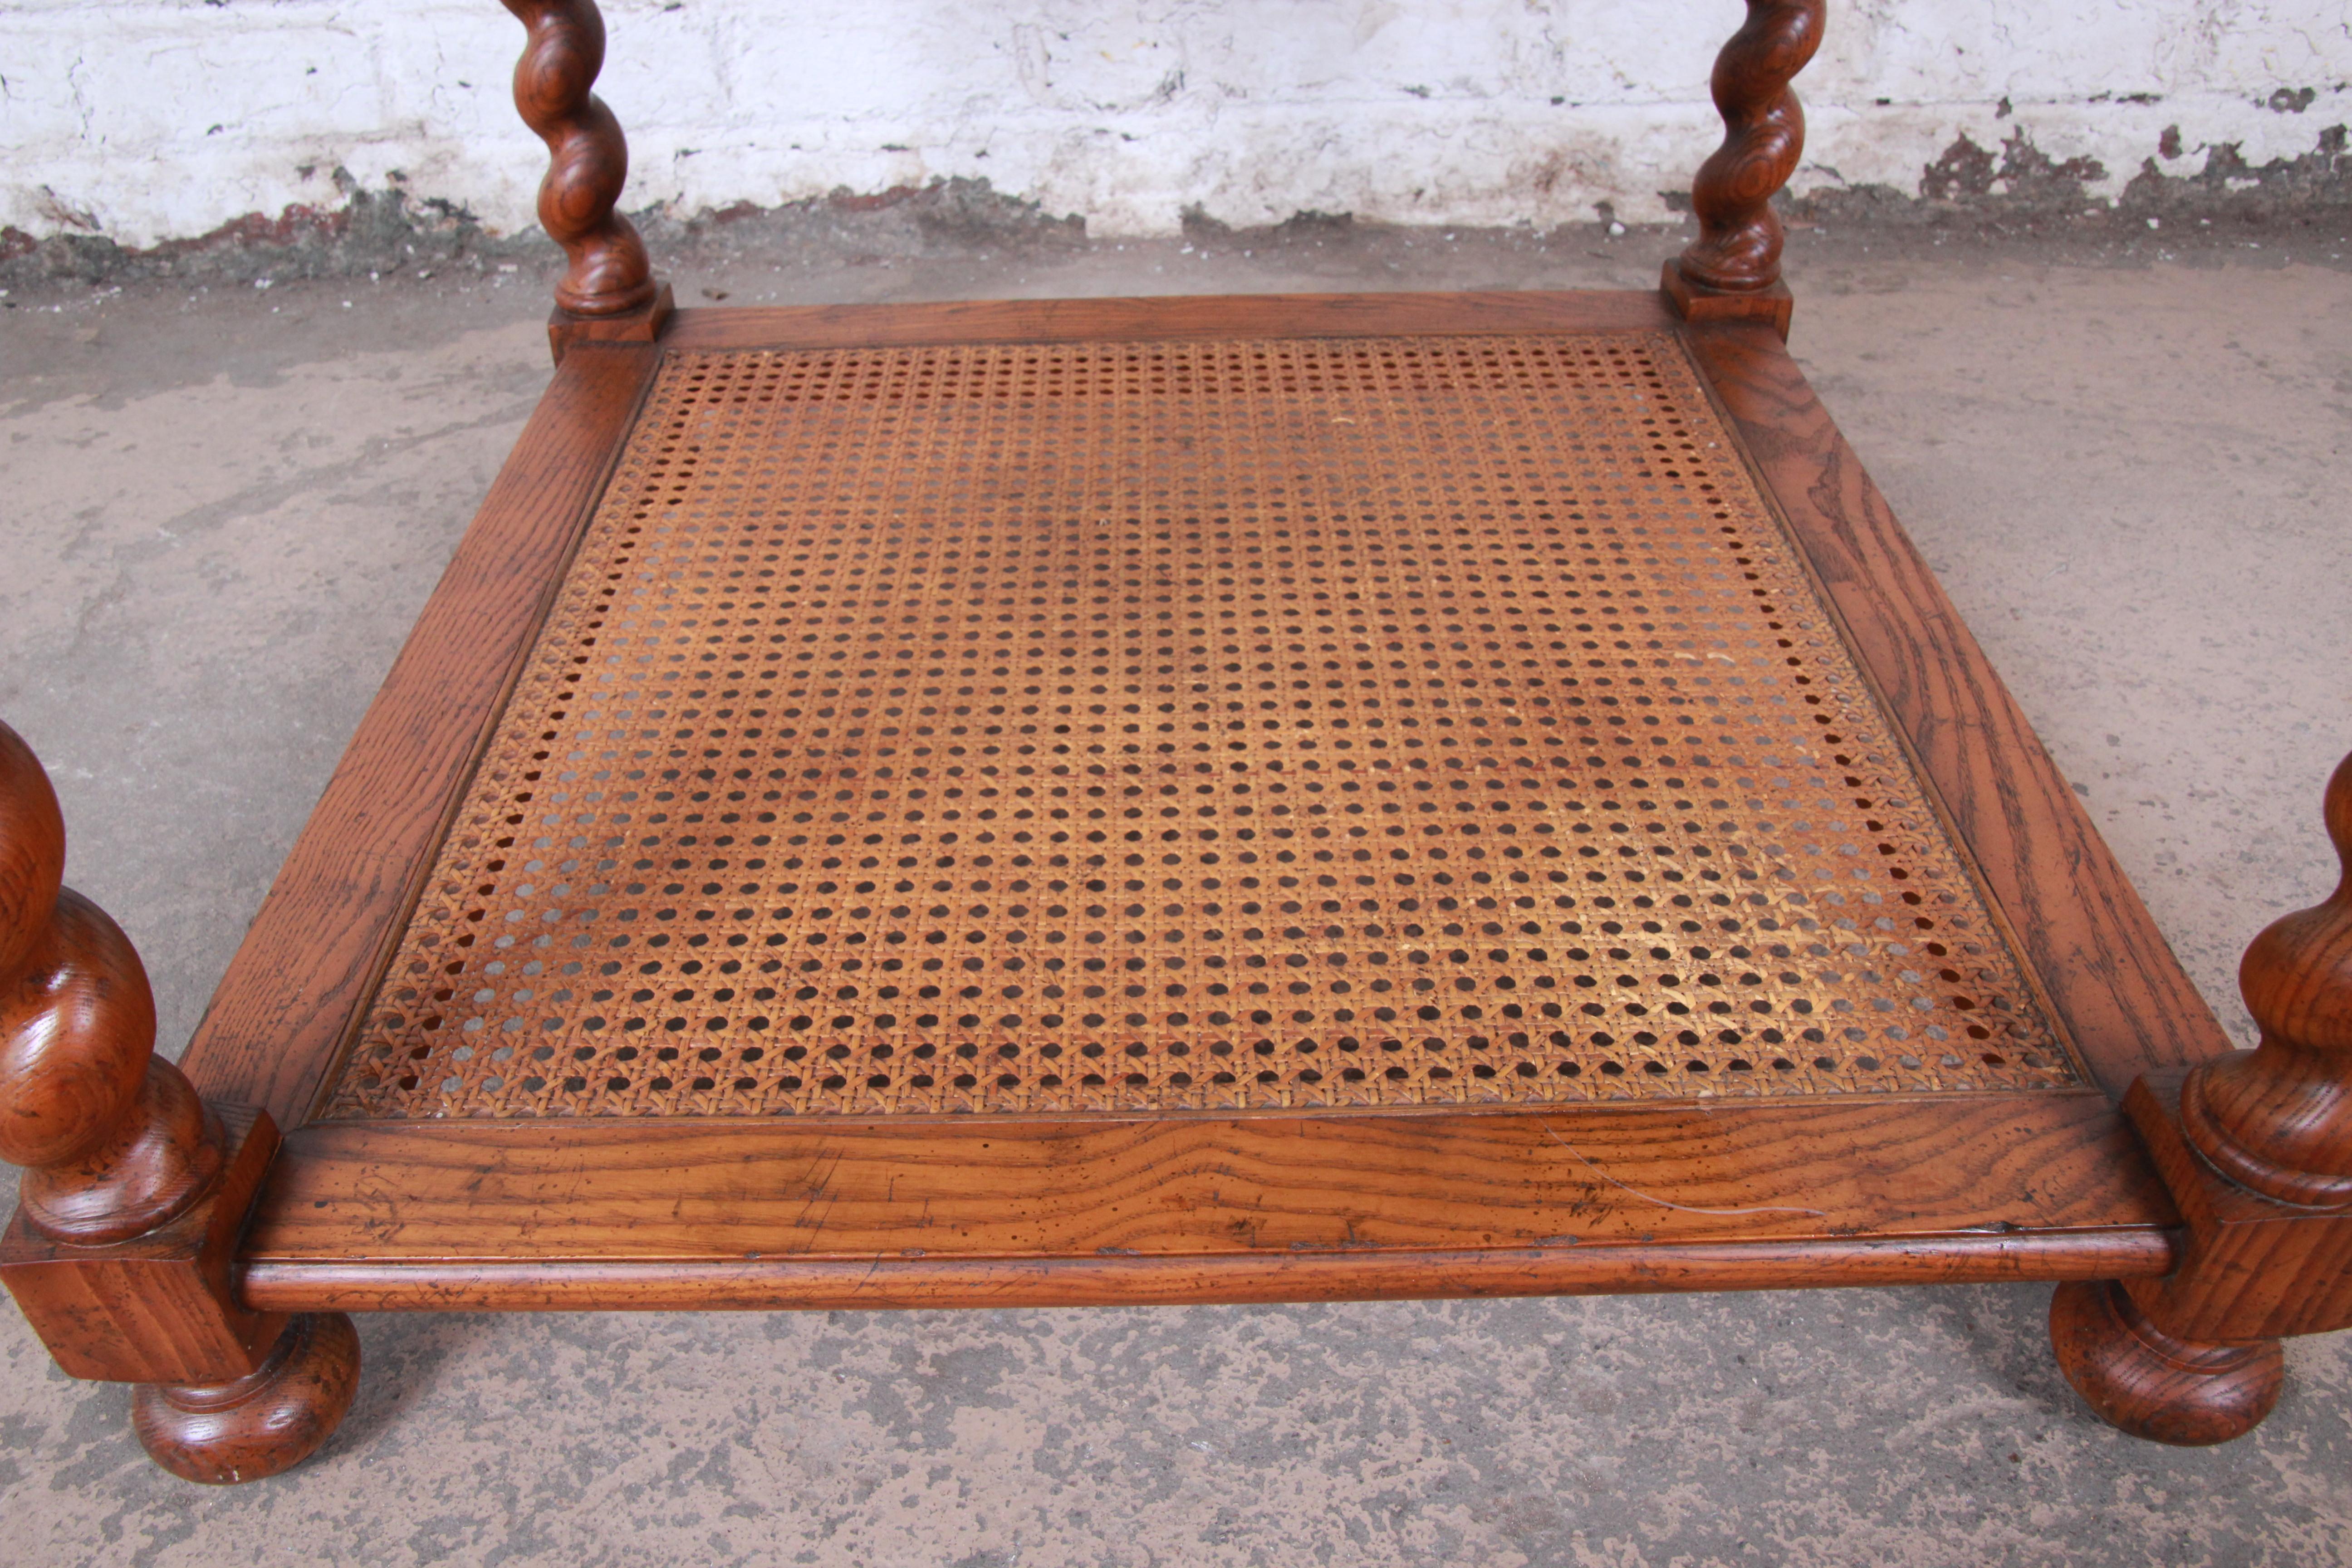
<box><xmin>502</xmin><ymin>0</ymin><xmax>657</xmax><ymax>318</ymax></box>
<box><xmin>2047</xmin><ymin>759</ymin><xmax>2351</xmax><ymax>1444</ymax></box>
<box><xmin>1674</xmin><ymin>1</ymin><xmax>1825</xmax><ymax>297</ymax></box>
<box><xmin>131</xmin><ymin>1311</ymin><xmax>361</xmax><ymax>1484</ymax></box>
<box><xmin>2</xmin><ymin>1106</ymin><xmax>287</xmax><ymax>1384</ymax></box>
<box><xmin>175</xmin><ymin>344</ymin><xmax>661</xmax><ymax>1128</ymax></box>
<box><xmin>0</xmin><ymin>723</ymin><xmax>226</xmax><ymax>1245</ymax></box>
<box><xmin>232</xmin><ymin>1094</ymin><xmax>2177</xmax><ymax>1309</ymax></box>
<box><xmin>2181</xmin><ymin>750</ymin><xmax>2352</xmax><ymax>1203</ymax></box>
<box><xmin>2050</xmin><ymin>1277</ymin><xmax>2284</xmax><ymax>1446</ymax></box>
<box><xmin>2122</xmin><ymin>1072</ymin><xmax>2352</xmax><ymax>1342</ymax></box>
<box><xmin>1683</xmin><ymin>323</ymin><xmax>2236</xmax><ymax>1095</ymax></box>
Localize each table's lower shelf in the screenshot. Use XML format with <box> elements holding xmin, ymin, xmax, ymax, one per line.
<box><xmin>170</xmin><ymin>289</ymin><xmax>2232</xmax><ymax>1330</ymax></box>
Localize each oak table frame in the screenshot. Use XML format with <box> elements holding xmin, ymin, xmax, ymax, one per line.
<box><xmin>4</xmin><ymin>0</ymin><xmax>2348</xmax><ymax>1484</ymax></box>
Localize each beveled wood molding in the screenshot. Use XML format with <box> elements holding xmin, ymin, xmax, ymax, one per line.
<box><xmin>1682</xmin><ymin>323</ymin><xmax>2236</xmax><ymax>1098</ymax></box>
<box><xmin>240</xmin><ymin>1094</ymin><xmax>2173</xmax><ymax>1280</ymax></box>
<box><xmin>174</xmin><ymin>344</ymin><xmax>665</xmax><ymax>1129</ymax></box>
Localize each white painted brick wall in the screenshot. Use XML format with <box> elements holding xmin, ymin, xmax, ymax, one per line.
<box><xmin>5</xmin><ymin>0</ymin><xmax>2348</xmax><ymax>248</ymax></box>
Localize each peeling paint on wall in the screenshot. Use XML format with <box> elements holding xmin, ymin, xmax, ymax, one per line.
<box><xmin>4</xmin><ymin>0</ymin><xmax>2350</xmax><ymax>253</ymax></box>
<box><xmin>1780</xmin><ymin>120</ymin><xmax>2352</xmax><ymax>231</ymax></box>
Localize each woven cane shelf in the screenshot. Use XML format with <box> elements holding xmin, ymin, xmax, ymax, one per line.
<box><xmin>330</xmin><ymin>330</ymin><xmax>2076</xmax><ymax>1124</ymax></box>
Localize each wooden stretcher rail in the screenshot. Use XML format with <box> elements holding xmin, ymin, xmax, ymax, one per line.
<box><xmin>1685</xmin><ymin>324</ymin><xmax>2232</xmax><ymax>1097</ymax></box>
<box><xmin>233</xmin><ymin>1095</ymin><xmax>2177</xmax><ymax>1313</ymax></box>
<box><xmin>176</xmin><ymin>343</ymin><xmax>663</xmax><ymax>1129</ymax></box>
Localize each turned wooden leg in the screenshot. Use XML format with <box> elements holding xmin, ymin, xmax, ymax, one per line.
<box><xmin>2050</xmin><ymin>1280</ymin><xmax>2283</xmax><ymax>1446</ymax></box>
<box><xmin>2056</xmin><ymin>752</ymin><xmax>2352</xmax><ymax>1443</ymax></box>
<box><xmin>1660</xmin><ymin>0</ymin><xmax>1826</xmax><ymax>339</ymax></box>
<box><xmin>503</xmin><ymin>0</ymin><xmax>672</xmax><ymax>359</ymax></box>
<box><xmin>133</xmin><ymin>1312</ymin><xmax>361</xmax><ymax>1485</ymax></box>
<box><xmin>0</xmin><ymin>720</ymin><xmax>356</xmax><ymax>1482</ymax></box>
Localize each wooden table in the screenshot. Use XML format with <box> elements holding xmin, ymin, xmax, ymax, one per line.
<box><xmin>5</xmin><ymin>0</ymin><xmax>2348</xmax><ymax>1485</ymax></box>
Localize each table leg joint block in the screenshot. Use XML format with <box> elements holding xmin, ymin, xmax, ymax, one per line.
<box><xmin>549</xmin><ymin>281</ymin><xmax>675</xmax><ymax>363</ymax></box>
<box><xmin>2</xmin><ymin>1105</ymin><xmax>288</xmax><ymax>1385</ymax></box>
<box><xmin>2121</xmin><ymin>1070</ymin><xmax>2352</xmax><ymax>1343</ymax></box>
<box><xmin>1661</xmin><ymin>260</ymin><xmax>1794</xmax><ymax>339</ymax></box>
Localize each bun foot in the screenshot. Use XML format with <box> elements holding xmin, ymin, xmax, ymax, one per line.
<box><xmin>132</xmin><ymin>1313</ymin><xmax>361</xmax><ymax>1483</ymax></box>
<box><xmin>2050</xmin><ymin>1280</ymin><xmax>2283</xmax><ymax>1446</ymax></box>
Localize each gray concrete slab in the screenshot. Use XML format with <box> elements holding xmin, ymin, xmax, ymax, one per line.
<box><xmin>2</xmin><ymin>230</ymin><xmax>2349</xmax><ymax>1566</ymax></box>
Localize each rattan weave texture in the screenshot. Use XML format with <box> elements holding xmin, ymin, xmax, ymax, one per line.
<box><xmin>326</xmin><ymin>329</ymin><xmax>2080</xmax><ymax>1121</ymax></box>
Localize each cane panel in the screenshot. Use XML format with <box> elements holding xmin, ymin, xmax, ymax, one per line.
<box><xmin>323</xmin><ymin>329</ymin><xmax>2082</xmax><ymax>1121</ymax></box>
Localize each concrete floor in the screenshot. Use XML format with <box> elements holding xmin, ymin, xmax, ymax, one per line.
<box><xmin>3</xmin><ymin>226</ymin><xmax>2351</xmax><ymax>1565</ymax></box>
